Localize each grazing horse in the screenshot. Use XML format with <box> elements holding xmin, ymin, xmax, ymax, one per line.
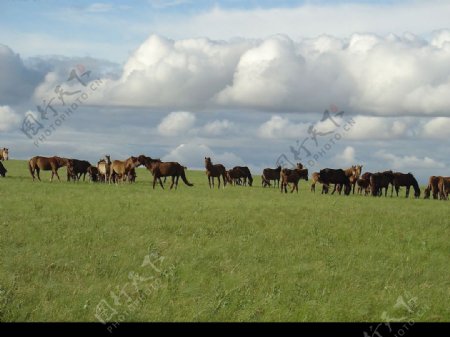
<box><xmin>262</xmin><ymin>166</ymin><xmax>282</xmax><ymax>188</ymax></box>
<box><xmin>319</xmin><ymin>168</ymin><xmax>351</xmax><ymax>195</ymax></box>
<box><xmin>0</xmin><ymin>161</ymin><xmax>7</xmax><ymax>177</ymax></box>
<box><xmin>28</xmin><ymin>156</ymin><xmax>68</xmax><ymax>181</ymax></box>
<box><xmin>0</xmin><ymin>148</ymin><xmax>9</xmax><ymax>161</ymax></box>
<box><xmin>280</xmin><ymin>168</ymin><xmax>308</xmax><ymax>193</ymax></box>
<box><xmin>109</xmin><ymin>156</ymin><xmax>140</xmax><ymax>184</ymax></box>
<box><xmin>97</xmin><ymin>155</ymin><xmax>111</xmax><ymax>183</ymax></box>
<box><xmin>205</xmin><ymin>157</ymin><xmax>227</xmax><ymax>189</ymax></box>
<box><xmin>87</xmin><ymin>166</ymin><xmax>99</xmax><ymax>182</ymax></box>
<box><xmin>234</xmin><ymin>166</ymin><xmax>253</xmax><ymax>186</ymax></box>
<box><xmin>437</xmin><ymin>177</ymin><xmax>450</xmax><ymax>200</ymax></box>
<box><xmin>392</xmin><ymin>172</ymin><xmax>421</xmax><ymax>198</ymax></box>
<box><xmin>148</xmin><ymin>161</ymin><xmax>193</xmax><ymax>190</ymax></box>
<box><xmin>370</xmin><ymin>171</ymin><xmax>394</xmax><ymax>197</ymax></box>
<box><xmin>310</xmin><ymin>172</ymin><xmax>329</xmax><ymax>194</ymax></box>
<box><xmin>67</xmin><ymin>159</ymin><xmax>91</xmax><ymax>182</ymax></box>
<box><xmin>424</xmin><ymin>176</ymin><xmax>440</xmax><ymax>200</ymax></box>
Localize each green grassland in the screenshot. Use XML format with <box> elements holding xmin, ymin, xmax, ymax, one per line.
<box><xmin>0</xmin><ymin>159</ymin><xmax>449</xmax><ymax>322</ymax></box>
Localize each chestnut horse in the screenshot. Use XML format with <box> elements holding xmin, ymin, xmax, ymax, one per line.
<box><xmin>392</xmin><ymin>172</ymin><xmax>420</xmax><ymax>198</ymax></box>
<box><xmin>310</xmin><ymin>171</ymin><xmax>329</xmax><ymax>194</ymax></box>
<box><xmin>0</xmin><ymin>148</ymin><xmax>9</xmax><ymax>161</ymax></box>
<box><xmin>109</xmin><ymin>156</ymin><xmax>140</xmax><ymax>183</ymax></box>
<box><xmin>438</xmin><ymin>176</ymin><xmax>450</xmax><ymax>200</ymax></box>
<box><xmin>205</xmin><ymin>157</ymin><xmax>227</xmax><ymax>189</ymax></box>
<box><xmin>28</xmin><ymin>156</ymin><xmax>68</xmax><ymax>181</ymax></box>
<box><xmin>148</xmin><ymin>161</ymin><xmax>193</xmax><ymax>190</ymax></box>
<box><xmin>423</xmin><ymin>176</ymin><xmax>440</xmax><ymax>199</ymax></box>
<box><xmin>280</xmin><ymin>168</ymin><xmax>308</xmax><ymax>193</ymax></box>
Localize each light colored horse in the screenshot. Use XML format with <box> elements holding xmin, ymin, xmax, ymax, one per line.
<box><xmin>97</xmin><ymin>155</ymin><xmax>111</xmax><ymax>183</ymax></box>
<box><xmin>109</xmin><ymin>156</ymin><xmax>140</xmax><ymax>184</ymax></box>
<box><xmin>0</xmin><ymin>148</ymin><xmax>8</xmax><ymax>161</ymax></box>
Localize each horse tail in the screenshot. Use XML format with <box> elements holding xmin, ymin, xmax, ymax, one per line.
<box><xmin>180</xmin><ymin>167</ymin><xmax>193</xmax><ymax>186</ymax></box>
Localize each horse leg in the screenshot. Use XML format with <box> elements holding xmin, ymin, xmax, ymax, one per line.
<box><xmin>311</xmin><ymin>183</ymin><xmax>315</xmax><ymax>193</ymax></box>
<box><xmin>159</xmin><ymin>176</ymin><xmax>164</xmax><ymax>189</ymax></box>
<box><xmin>331</xmin><ymin>184</ymin><xmax>337</xmax><ymax>195</ymax></box>
<box><xmin>406</xmin><ymin>186</ymin><xmax>410</xmax><ymax>198</ymax></box>
<box><xmin>169</xmin><ymin>176</ymin><xmax>175</xmax><ymax>190</ymax></box>
<box><xmin>218</xmin><ymin>176</ymin><xmax>221</xmax><ymax>189</ymax></box>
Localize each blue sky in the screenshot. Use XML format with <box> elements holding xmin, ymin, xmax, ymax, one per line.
<box><xmin>1</xmin><ymin>0</ymin><xmax>450</xmax><ymax>184</ymax></box>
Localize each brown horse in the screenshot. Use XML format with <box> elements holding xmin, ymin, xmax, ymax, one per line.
<box><xmin>0</xmin><ymin>161</ymin><xmax>6</xmax><ymax>177</ymax></box>
<box><xmin>87</xmin><ymin>166</ymin><xmax>99</xmax><ymax>182</ymax></box>
<box><xmin>109</xmin><ymin>156</ymin><xmax>140</xmax><ymax>183</ymax></box>
<box><xmin>319</xmin><ymin>168</ymin><xmax>351</xmax><ymax>195</ymax></box>
<box><xmin>148</xmin><ymin>161</ymin><xmax>193</xmax><ymax>189</ymax></box>
<box><xmin>0</xmin><ymin>148</ymin><xmax>8</xmax><ymax>161</ymax></box>
<box><xmin>438</xmin><ymin>176</ymin><xmax>450</xmax><ymax>200</ymax></box>
<box><xmin>97</xmin><ymin>155</ymin><xmax>111</xmax><ymax>182</ymax></box>
<box><xmin>392</xmin><ymin>172</ymin><xmax>420</xmax><ymax>198</ymax></box>
<box><xmin>227</xmin><ymin>166</ymin><xmax>253</xmax><ymax>186</ymax></box>
<box><xmin>310</xmin><ymin>172</ymin><xmax>329</xmax><ymax>194</ymax></box>
<box><xmin>356</xmin><ymin>172</ymin><xmax>372</xmax><ymax>195</ymax></box>
<box><xmin>262</xmin><ymin>166</ymin><xmax>282</xmax><ymax>188</ymax></box>
<box><xmin>28</xmin><ymin>156</ymin><xmax>68</xmax><ymax>181</ymax></box>
<box><xmin>261</xmin><ymin>174</ymin><xmax>271</xmax><ymax>187</ymax></box>
<box><xmin>205</xmin><ymin>157</ymin><xmax>227</xmax><ymax>189</ymax></box>
<box><xmin>424</xmin><ymin>176</ymin><xmax>440</xmax><ymax>199</ymax></box>
<box><xmin>67</xmin><ymin>159</ymin><xmax>91</xmax><ymax>182</ymax></box>
<box><xmin>370</xmin><ymin>171</ymin><xmax>394</xmax><ymax>197</ymax></box>
<box><xmin>330</xmin><ymin>165</ymin><xmax>361</xmax><ymax>194</ymax></box>
<box><xmin>280</xmin><ymin>168</ymin><xmax>308</xmax><ymax>193</ymax></box>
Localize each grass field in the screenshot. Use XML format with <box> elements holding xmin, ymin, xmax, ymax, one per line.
<box><xmin>0</xmin><ymin>159</ymin><xmax>449</xmax><ymax>322</ymax></box>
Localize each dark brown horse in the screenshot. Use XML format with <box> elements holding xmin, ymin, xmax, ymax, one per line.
<box><xmin>370</xmin><ymin>171</ymin><xmax>394</xmax><ymax>197</ymax></box>
<box><xmin>0</xmin><ymin>148</ymin><xmax>8</xmax><ymax>161</ymax></box>
<box><xmin>87</xmin><ymin>166</ymin><xmax>99</xmax><ymax>182</ymax></box>
<box><xmin>28</xmin><ymin>156</ymin><xmax>68</xmax><ymax>181</ymax></box>
<box><xmin>0</xmin><ymin>161</ymin><xmax>6</xmax><ymax>177</ymax></box>
<box><xmin>262</xmin><ymin>166</ymin><xmax>282</xmax><ymax>188</ymax></box>
<box><xmin>227</xmin><ymin>166</ymin><xmax>253</xmax><ymax>186</ymax></box>
<box><xmin>280</xmin><ymin>168</ymin><xmax>308</xmax><ymax>193</ymax></box>
<box><xmin>310</xmin><ymin>171</ymin><xmax>329</xmax><ymax>194</ymax></box>
<box><xmin>148</xmin><ymin>161</ymin><xmax>193</xmax><ymax>189</ymax></box>
<box><xmin>205</xmin><ymin>157</ymin><xmax>227</xmax><ymax>189</ymax></box>
<box><xmin>109</xmin><ymin>156</ymin><xmax>140</xmax><ymax>184</ymax></box>
<box><xmin>424</xmin><ymin>176</ymin><xmax>440</xmax><ymax>199</ymax></box>
<box><xmin>330</xmin><ymin>165</ymin><xmax>361</xmax><ymax>194</ymax></box>
<box><xmin>67</xmin><ymin>159</ymin><xmax>91</xmax><ymax>182</ymax></box>
<box><xmin>392</xmin><ymin>172</ymin><xmax>420</xmax><ymax>198</ymax></box>
<box><xmin>356</xmin><ymin>172</ymin><xmax>372</xmax><ymax>195</ymax></box>
<box><xmin>319</xmin><ymin>168</ymin><xmax>351</xmax><ymax>195</ymax></box>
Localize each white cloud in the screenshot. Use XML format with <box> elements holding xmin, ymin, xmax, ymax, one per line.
<box><xmin>85</xmin><ymin>3</ymin><xmax>114</xmax><ymax>13</ymax></box>
<box><xmin>157</xmin><ymin>111</ymin><xmax>196</xmax><ymax>136</ymax></box>
<box><xmin>162</xmin><ymin>142</ymin><xmax>244</xmax><ymax>169</ymax></box>
<box><xmin>345</xmin><ymin>116</ymin><xmax>409</xmax><ymax>140</ymax></box>
<box><xmin>258</xmin><ymin>115</ymin><xmax>308</xmax><ymax>139</ymax></box>
<box><xmin>334</xmin><ymin>146</ymin><xmax>356</xmax><ymax>166</ymax></box>
<box><xmin>0</xmin><ymin>105</ymin><xmax>21</xmax><ymax>132</ymax></box>
<box><xmin>422</xmin><ymin>117</ymin><xmax>450</xmax><ymax>139</ymax></box>
<box><xmin>374</xmin><ymin>150</ymin><xmax>445</xmax><ymax>170</ymax></box>
<box><xmin>202</xmin><ymin>119</ymin><xmax>235</xmax><ymax>136</ymax></box>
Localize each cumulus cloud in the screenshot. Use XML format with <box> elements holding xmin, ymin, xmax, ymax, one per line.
<box><xmin>374</xmin><ymin>150</ymin><xmax>445</xmax><ymax>170</ymax></box>
<box><xmin>157</xmin><ymin>111</ymin><xmax>196</xmax><ymax>136</ymax></box>
<box><xmin>0</xmin><ymin>105</ymin><xmax>21</xmax><ymax>132</ymax></box>
<box><xmin>201</xmin><ymin>119</ymin><xmax>235</xmax><ymax>136</ymax></box>
<box><xmin>334</xmin><ymin>146</ymin><xmax>356</xmax><ymax>166</ymax></box>
<box><xmin>421</xmin><ymin>117</ymin><xmax>450</xmax><ymax>139</ymax></box>
<box><xmin>162</xmin><ymin>142</ymin><xmax>245</xmax><ymax>169</ymax></box>
<box><xmin>258</xmin><ymin>115</ymin><xmax>308</xmax><ymax>139</ymax></box>
<box><xmin>345</xmin><ymin>116</ymin><xmax>409</xmax><ymax>140</ymax></box>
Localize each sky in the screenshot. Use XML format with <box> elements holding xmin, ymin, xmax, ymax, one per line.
<box><xmin>1</xmin><ymin>0</ymin><xmax>450</xmax><ymax>184</ymax></box>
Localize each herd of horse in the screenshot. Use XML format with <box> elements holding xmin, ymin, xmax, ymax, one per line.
<box><xmin>0</xmin><ymin>148</ymin><xmax>449</xmax><ymax>200</ymax></box>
